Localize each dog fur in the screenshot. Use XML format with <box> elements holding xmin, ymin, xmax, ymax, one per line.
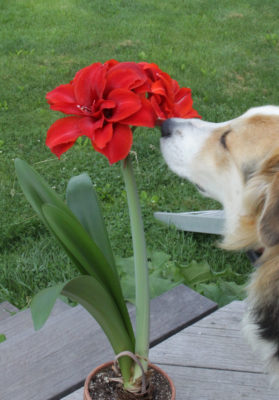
<box><xmin>160</xmin><ymin>106</ymin><xmax>279</xmax><ymax>384</ymax></box>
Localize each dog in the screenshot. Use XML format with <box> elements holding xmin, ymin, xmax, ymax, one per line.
<box><xmin>160</xmin><ymin>105</ymin><xmax>279</xmax><ymax>383</ymax></box>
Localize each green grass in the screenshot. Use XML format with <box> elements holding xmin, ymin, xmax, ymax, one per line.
<box><xmin>1</xmin><ymin>0</ymin><xmax>279</xmax><ymax>309</ymax></box>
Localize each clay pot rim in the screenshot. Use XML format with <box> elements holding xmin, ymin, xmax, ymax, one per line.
<box><xmin>83</xmin><ymin>360</ymin><xmax>176</xmax><ymax>400</ymax></box>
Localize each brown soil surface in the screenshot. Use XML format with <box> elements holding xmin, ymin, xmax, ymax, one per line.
<box><xmin>88</xmin><ymin>365</ymin><xmax>172</xmax><ymax>400</ymax></box>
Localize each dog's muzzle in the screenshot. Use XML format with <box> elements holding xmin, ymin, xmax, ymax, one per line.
<box><xmin>161</xmin><ymin>119</ymin><xmax>176</xmax><ymax>138</ymax></box>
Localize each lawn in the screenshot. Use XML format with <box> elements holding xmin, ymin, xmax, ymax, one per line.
<box><xmin>1</xmin><ymin>0</ymin><xmax>279</xmax><ymax>309</ymax></box>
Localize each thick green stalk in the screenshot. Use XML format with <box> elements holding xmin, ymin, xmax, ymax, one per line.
<box><xmin>121</xmin><ymin>155</ymin><xmax>150</xmax><ymax>381</ymax></box>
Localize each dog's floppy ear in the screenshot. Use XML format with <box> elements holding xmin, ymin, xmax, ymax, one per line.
<box><xmin>259</xmin><ymin>154</ymin><xmax>279</xmax><ymax>247</ymax></box>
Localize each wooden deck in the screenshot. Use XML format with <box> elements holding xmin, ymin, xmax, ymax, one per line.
<box><xmin>63</xmin><ymin>301</ymin><xmax>279</xmax><ymax>400</ymax></box>
<box><xmin>0</xmin><ymin>285</ymin><xmax>216</xmax><ymax>400</ymax></box>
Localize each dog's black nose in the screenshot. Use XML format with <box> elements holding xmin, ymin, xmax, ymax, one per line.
<box><xmin>161</xmin><ymin>119</ymin><xmax>175</xmax><ymax>138</ymax></box>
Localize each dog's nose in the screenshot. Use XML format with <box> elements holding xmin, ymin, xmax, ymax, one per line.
<box><xmin>161</xmin><ymin>119</ymin><xmax>175</xmax><ymax>138</ymax></box>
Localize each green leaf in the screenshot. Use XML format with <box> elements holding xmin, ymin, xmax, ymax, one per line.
<box><xmin>14</xmin><ymin>159</ymin><xmax>87</xmax><ymax>275</ymax></box>
<box><xmin>42</xmin><ymin>204</ymin><xmax>134</xmax><ymax>345</ymax></box>
<box><xmin>116</xmin><ymin>255</ymin><xmax>134</xmax><ymax>276</ymax></box>
<box><xmin>181</xmin><ymin>260</ymin><xmax>213</xmax><ymax>285</ymax></box>
<box><xmin>66</xmin><ymin>173</ymin><xmax>115</xmax><ymax>271</ymax></box>
<box><xmin>148</xmin><ymin>250</ymin><xmax>171</xmax><ymax>269</ymax></box>
<box><xmin>149</xmin><ymin>270</ymin><xmax>179</xmax><ymax>299</ymax></box>
<box><xmin>15</xmin><ymin>159</ymin><xmax>71</xmax><ymax>226</ymax></box>
<box><xmin>31</xmin><ymin>283</ymin><xmax>65</xmax><ymax>330</ymax></box>
<box><xmin>30</xmin><ymin>277</ymin><xmax>134</xmax><ymax>383</ymax></box>
<box><xmin>62</xmin><ymin>275</ymin><xmax>134</xmax><ymax>383</ymax></box>
<box><xmin>120</xmin><ymin>274</ymin><xmax>136</xmax><ymax>303</ymax></box>
<box><xmin>117</xmin><ymin>255</ymin><xmax>179</xmax><ymax>303</ymax></box>
<box><xmin>0</xmin><ymin>334</ymin><xmax>6</xmax><ymax>343</ymax></box>
<box><xmin>198</xmin><ymin>281</ymin><xmax>246</xmax><ymax>307</ymax></box>
<box><xmin>16</xmin><ymin>159</ymin><xmax>135</xmax><ymax>362</ymax></box>
<box><xmin>42</xmin><ymin>203</ymin><xmax>115</xmax><ymax>285</ymax></box>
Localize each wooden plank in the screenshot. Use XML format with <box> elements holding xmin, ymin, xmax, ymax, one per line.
<box><xmin>153</xmin><ymin>365</ymin><xmax>279</xmax><ymax>400</ymax></box>
<box><xmin>154</xmin><ymin>210</ymin><xmax>225</xmax><ymax>234</ymax></box>
<box><xmin>62</xmin><ymin>388</ymin><xmax>83</xmax><ymax>400</ymax></box>
<box><xmin>149</xmin><ymin>284</ymin><xmax>217</xmax><ymax>346</ymax></box>
<box><xmin>0</xmin><ymin>285</ymin><xmax>216</xmax><ymax>400</ymax></box>
<box><xmin>150</xmin><ymin>301</ymin><xmax>263</xmax><ymax>373</ymax></box>
<box><xmin>62</xmin><ymin>365</ymin><xmax>279</xmax><ymax>400</ymax></box>
<box><xmin>148</xmin><ymin>300</ymin><xmax>278</xmax><ymax>400</ymax></box>
<box><xmin>0</xmin><ymin>301</ymin><xmax>18</xmax><ymax>321</ymax></box>
<box><xmin>0</xmin><ymin>299</ymin><xmax>70</xmax><ymax>341</ymax></box>
<box><xmin>63</xmin><ymin>300</ymin><xmax>278</xmax><ymax>400</ymax></box>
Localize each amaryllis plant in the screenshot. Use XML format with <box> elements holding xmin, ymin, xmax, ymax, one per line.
<box><xmin>15</xmin><ymin>59</ymin><xmax>200</xmax><ymax>395</ymax></box>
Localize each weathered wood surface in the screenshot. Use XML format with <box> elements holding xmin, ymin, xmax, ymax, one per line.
<box><xmin>154</xmin><ymin>210</ymin><xmax>225</xmax><ymax>234</ymax></box>
<box><xmin>0</xmin><ymin>299</ymin><xmax>70</xmax><ymax>340</ymax></box>
<box><xmin>150</xmin><ymin>301</ymin><xmax>278</xmax><ymax>399</ymax></box>
<box><xmin>63</xmin><ymin>301</ymin><xmax>279</xmax><ymax>400</ymax></box>
<box><xmin>0</xmin><ymin>284</ymin><xmax>216</xmax><ymax>400</ymax></box>
<box><xmin>0</xmin><ymin>301</ymin><xmax>18</xmax><ymax>321</ymax></box>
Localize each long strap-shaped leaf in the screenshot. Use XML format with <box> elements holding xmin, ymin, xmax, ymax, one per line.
<box><xmin>42</xmin><ymin>203</ymin><xmax>135</xmax><ymax>346</ymax></box>
<box><xmin>62</xmin><ymin>276</ymin><xmax>134</xmax><ymax>382</ymax></box>
<box><xmin>30</xmin><ymin>277</ymin><xmax>134</xmax><ymax>383</ymax></box>
<box><xmin>15</xmin><ymin>159</ymin><xmax>72</xmax><ymax>227</ymax></box>
<box><xmin>15</xmin><ymin>159</ymin><xmax>134</xmax><ymax>345</ymax></box>
<box><xmin>15</xmin><ymin>159</ymin><xmax>87</xmax><ymax>275</ymax></box>
<box><xmin>65</xmin><ymin>173</ymin><xmax>134</xmax><ymax>344</ymax></box>
<box><xmin>66</xmin><ymin>174</ymin><xmax>115</xmax><ymax>271</ymax></box>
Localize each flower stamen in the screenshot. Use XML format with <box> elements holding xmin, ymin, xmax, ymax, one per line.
<box><xmin>77</xmin><ymin>105</ymin><xmax>91</xmax><ymax>113</ymax></box>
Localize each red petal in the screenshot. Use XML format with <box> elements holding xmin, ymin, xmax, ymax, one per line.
<box><xmin>99</xmin><ymin>99</ymin><xmax>115</xmax><ymax>111</ymax></box>
<box><xmin>151</xmin><ymin>79</ymin><xmax>167</xmax><ymax>97</ymax></box>
<box><xmin>172</xmin><ymin>88</ymin><xmax>202</xmax><ymax>119</ymax></box>
<box><xmin>73</xmin><ymin>62</ymin><xmax>105</xmax><ymax>106</ymax></box>
<box><xmin>139</xmin><ymin>62</ymin><xmax>162</xmax><ymax>81</ymax></box>
<box><xmin>121</xmin><ymin>96</ymin><xmax>156</xmax><ymax>127</ymax></box>
<box><xmin>46</xmin><ymin>117</ymin><xmax>82</xmax><ymax>158</ymax></box>
<box><xmin>93</xmin><ymin>123</ymin><xmax>113</xmax><ymax>149</ymax></box>
<box><xmin>174</xmin><ymin>87</ymin><xmax>192</xmax><ymax>103</ymax></box>
<box><xmin>104</xmin><ymin>59</ymin><xmax>119</xmax><ymax>69</ymax></box>
<box><xmin>93</xmin><ymin>124</ymin><xmax>133</xmax><ymax>164</ymax></box>
<box><xmin>153</xmin><ymin>72</ymin><xmax>173</xmax><ymax>100</ymax></box>
<box><xmin>183</xmin><ymin>108</ymin><xmax>202</xmax><ymax>119</ymax></box>
<box><xmin>106</xmin><ymin>89</ymin><xmax>141</xmax><ymax>122</ymax></box>
<box><xmin>106</xmin><ymin>62</ymin><xmax>147</xmax><ymax>93</ymax></box>
<box><xmin>150</xmin><ymin>95</ymin><xmax>168</xmax><ymax>120</ymax></box>
<box><xmin>49</xmin><ymin>103</ymin><xmax>83</xmax><ymax>115</ymax></box>
<box><xmin>173</xmin><ymin>91</ymin><xmax>193</xmax><ymax>117</ymax></box>
<box><xmin>48</xmin><ymin>142</ymin><xmax>76</xmax><ymax>158</ymax></box>
<box><xmin>46</xmin><ymin>84</ymin><xmax>80</xmax><ymax>115</ymax></box>
<box><xmin>46</xmin><ymin>84</ymin><xmax>75</xmax><ymax>105</ymax></box>
<box><xmin>79</xmin><ymin>116</ymin><xmax>104</xmax><ymax>137</ymax></box>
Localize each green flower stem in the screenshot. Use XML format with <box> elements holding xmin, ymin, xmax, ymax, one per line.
<box><xmin>121</xmin><ymin>154</ymin><xmax>150</xmax><ymax>381</ymax></box>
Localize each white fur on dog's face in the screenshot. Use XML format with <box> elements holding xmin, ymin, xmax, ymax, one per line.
<box><xmin>160</xmin><ymin>106</ymin><xmax>279</xmax><ymax>233</ymax></box>
<box><xmin>160</xmin><ymin>118</ymin><xmax>233</xmax><ymax>200</ymax></box>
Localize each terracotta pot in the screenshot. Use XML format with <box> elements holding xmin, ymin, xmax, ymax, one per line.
<box><xmin>84</xmin><ymin>360</ymin><xmax>176</xmax><ymax>400</ymax></box>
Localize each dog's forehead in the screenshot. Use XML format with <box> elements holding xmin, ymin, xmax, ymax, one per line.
<box><xmin>242</xmin><ymin>105</ymin><xmax>279</xmax><ymax>119</ymax></box>
<box><xmin>214</xmin><ymin>106</ymin><xmax>279</xmax><ymax>170</ymax></box>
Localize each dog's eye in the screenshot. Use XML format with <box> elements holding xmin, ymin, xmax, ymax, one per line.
<box><xmin>195</xmin><ymin>184</ymin><xmax>206</xmax><ymax>194</ymax></box>
<box><xmin>220</xmin><ymin>129</ymin><xmax>231</xmax><ymax>149</ymax></box>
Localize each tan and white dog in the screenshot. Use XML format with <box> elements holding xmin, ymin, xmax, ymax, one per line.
<box><xmin>160</xmin><ymin>106</ymin><xmax>279</xmax><ymax>383</ymax></box>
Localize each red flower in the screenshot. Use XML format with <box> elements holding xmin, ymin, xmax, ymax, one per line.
<box><xmin>46</xmin><ymin>60</ymin><xmax>156</xmax><ymax>164</ymax></box>
<box><xmin>140</xmin><ymin>62</ymin><xmax>201</xmax><ymax>123</ymax></box>
<box><xmin>46</xmin><ymin>59</ymin><xmax>201</xmax><ymax>163</ymax></box>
